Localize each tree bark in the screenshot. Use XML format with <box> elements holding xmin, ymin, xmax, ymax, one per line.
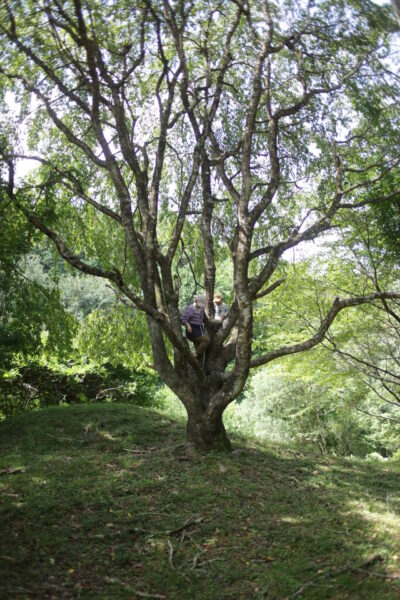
<box><xmin>186</xmin><ymin>406</ymin><xmax>232</xmax><ymax>451</ymax></box>
<box><xmin>392</xmin><ymin>0</ymin><xmax>400</xmax><ymax>26</ymax></box>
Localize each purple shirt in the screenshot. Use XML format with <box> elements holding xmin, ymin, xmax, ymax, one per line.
<box><xmin>180</xmin><ymin>303</ymin><xmax>205</xmax><ymax>327</ymax></box>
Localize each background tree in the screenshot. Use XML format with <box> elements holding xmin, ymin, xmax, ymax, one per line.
<box><xmin>1</xmin><ymin>0</ymin><xmax>400</xmax><ymax>449</ymax></box>
<box><xmin>322</xmin><ymin>208</ymin><xmax>400</xmax><ymax>436</ymax></box>
<box><xmin>239</xmin><ymin>248</ymin><xmax>400</xmax><ymax>457</ymax></box>
<box><xmin>0</xmin><ymin>200</ymin><xmax>76</xmax><ymax>364</ymax></box>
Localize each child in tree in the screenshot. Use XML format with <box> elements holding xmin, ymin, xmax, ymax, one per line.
<box><xmin>180</xmin><ymin>294</ymin><xmax>211</xmax><ymax>359</ymax></box>
<box><xmin>213</xmin><ymin>292</ymin><xmax>229</xmax><ymax>323</ymax></box>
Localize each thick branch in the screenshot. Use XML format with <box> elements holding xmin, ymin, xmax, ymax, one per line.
<box><xmin>250</xmin><ymin>293</ymin><xmax>400</xmax><ymax>369</ymax></box>
<box><xmin>391</xmin><ymin>0</ymin><xmax>400</xmax><ymax>26</ymax></box>
<box><xmin>255</xmin><ymin>278</ymin><xmax>285</xmax><ymax>300</ymax></box>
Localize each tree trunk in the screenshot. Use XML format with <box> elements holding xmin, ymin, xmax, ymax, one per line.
<box><xmin>186</xmin><ymin>407</ymin><xmax>232</xmax><ymax>451</ymax></box>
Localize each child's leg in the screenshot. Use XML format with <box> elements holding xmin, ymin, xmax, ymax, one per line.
<box><xmin>193</xmin><ymin>335</ymin><xmax>211</xmax><ymax>356</ymax></box>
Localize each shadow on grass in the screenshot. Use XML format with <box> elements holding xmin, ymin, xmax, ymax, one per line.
<box><xmin>0</xmin><ymin>403</ymin><xmax>399</xmax><ymax>600</ymax></box>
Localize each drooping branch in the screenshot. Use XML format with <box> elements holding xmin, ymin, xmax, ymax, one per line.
<box><xmin>10</xmin><ymin>192</ymin><xmax>144</xmax><ymax>312</ymax></box>
<box><xmin>356</xmin><ymin>407</ymin><xmax>400</xmax><ymax>425</ymax></box>
<box><xmin>5</xmin><ymin>154</ymin><xmax>122</xmax><ymax>224</ymax></box>
<box><xmin>0</xmin><ymin>68</ymin><xmax>108</xmax><ymax>168</ymax></box>
<box><xmin>6</xmin><ymin>179</ymin><xmax>204</xmax><ymax>382</ymax></box>
<box><xmin>250</xmin><ymin>293</ymin><xmax>400</xmax><ymax>369</ymax></box>
<box><xmin>0</xmin><ymin>5</ymin><xmax>93</xmax><ymax>115</ymax></box>
<box><xmin>326</xmin><ymin>336</ymin><xmax>400</xmax><ymax>385</ymax></box>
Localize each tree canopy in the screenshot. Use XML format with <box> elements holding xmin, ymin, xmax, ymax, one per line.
<box><xmin>1</xmin><ymin>0</ymin><xmax>400</xmax><ymax>449</ymax></box>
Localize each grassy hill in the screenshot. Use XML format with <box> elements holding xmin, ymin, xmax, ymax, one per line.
<box><xmin>0</xmin><ymin>403</ymin><xmax>399</xmax><ymax>599</ymax></box>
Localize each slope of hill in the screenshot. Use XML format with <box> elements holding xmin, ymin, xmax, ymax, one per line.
<box><xmin>1</xmin><ymin>403</ymin><xmax>399</xmax><ymax>599</ymax></box>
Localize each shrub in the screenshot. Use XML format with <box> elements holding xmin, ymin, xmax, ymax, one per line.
<box><xmin>0</xmin><ymin>361</ymin><xmax>161</xmax><ymax>418</ymax></box>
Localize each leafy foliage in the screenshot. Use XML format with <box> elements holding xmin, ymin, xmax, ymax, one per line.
<box><xmin>0</xmin><ymin>360</ymin><xmax>162</xmax><ymax>419</ymax></box>
<box><xmin>0</xmin><ymin>206</ymin><xmax>77</xmax><ymax>365</ymax></box>
<box><xmin>236</xmin><ymin>251</ymin><xmax>400</xmax><ymax>458</ymax></box>
<box><xmin>77</xmin><ymin>305</ymin><xmax>153</xmax><ymax>370</ymax></box>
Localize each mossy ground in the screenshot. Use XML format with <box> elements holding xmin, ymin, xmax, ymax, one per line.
<box><xmin>1</xmin><ymin>403</ymin><xmax>399</xmax><ymax>599</ymax></box>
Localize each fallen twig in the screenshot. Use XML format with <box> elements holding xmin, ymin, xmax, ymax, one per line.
<box><xmin>45</xmin><ymin>432</ymin><xmax>73</xmax><ymax>441</ymax></box>
<box><xmin>3</xmin><ymin>587</ymin><xmax>35</xmax><ymax>596</ymax></box>
<box><xmin>167</xmin><ymin>515</ymin><xmax>205</xmax><ymax>536</ymax></box>
<box><xmin>354</xmin><ymin>568</ymin><xmax>400</xmax><ymax>580</ymax></box>
<box><xmin>191</xmin><ymin>551</ymin><xmax>202</xmax><ymax>570</ymax></box>
<box><xmin>181</xmin><ymin>531</ymin><xmax>202</xmax><ymax>550</ymax></box>
<box><xmin>0</xmin><ymin>555</ymin><xmax>19</xmax><ymax>563</ymax></box>
<box><xmin>167</xmin><ymin>539</ymin><xmax>175</xmax><ymax>570</ymax></box>
<box><xmin>137</xmin><ymin>511</ymin><xmax>172</xmax><ymax>517</ymax></box>
<box><xmin>104</xmin><ymin>577</ymin><xmax>166</xmax><ymax>599</ymax></box>
<box><xmin>95</xmin><ymin>385</ymin><xmax>125</xmax><ymax>400</ymax></box>
<box><xmin>123</xmin><ymin>447</ymin><xmax>156</xmax><ymax>454</ymax></box>
<box><xmin>198</xmin><ymin>557</ymin><xmax>225</xmax><ymax>566</ymax></box>
<box><xmin>134</xmin><ymin>591</ymin><xmax>167</xmax><ymax>599</ymax></box>
<box><xmin>0</xmin><ymin>466</ymin><xmax>26</xmax><ymax>477</ymax></box>
<box><xmin>291</xmin><ymin>555</ymin><xmax>384</xmax><ymax>598</ymax></box>
<box><xmin>129</xmin><ymin>515</ymin><xmax>205</xmax><ymax>538</ymax></box>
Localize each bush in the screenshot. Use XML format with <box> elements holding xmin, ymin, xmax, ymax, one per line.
<box><xmin>0</xmin><ymin>361</ymin><xmax>162</xmax><ymax>418</ymax></box>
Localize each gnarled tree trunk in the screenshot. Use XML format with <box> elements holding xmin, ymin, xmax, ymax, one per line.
<box><xmin>2</xmin><ymin>0</ymin><xmax>400</xmax><ymax>455</ymax></box>
<box><xmin>186</xmin><ymin>405</ymin><xmax>232</xmax><ymax>451</ymax></box>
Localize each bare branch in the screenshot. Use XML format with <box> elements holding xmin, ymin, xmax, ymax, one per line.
<box><xmin>254</xmin><ymin>277</ymin><xmax>285</xmax><ymax>300</ymax></box>
<box><xmin>356</xmin><ymin>407</ymin><xmax>400</xmax><ymax>425</ymax></box>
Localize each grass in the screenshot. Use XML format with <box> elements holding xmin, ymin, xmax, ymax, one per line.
<box><xmin>0</xmin><ymin>403</ymin><xmax>399</xmax><ymax>599</ymax></box>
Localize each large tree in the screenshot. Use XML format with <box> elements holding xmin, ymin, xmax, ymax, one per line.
<box><xmin>1</xmin><ymin>0</ymin><xmax>400</xmax><ymax>449</ymax></box>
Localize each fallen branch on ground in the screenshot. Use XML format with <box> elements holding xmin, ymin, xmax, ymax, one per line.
<box><xmin>355</xmin><ymin>568</ymin><xmax>400</xmax><ymax>580</ymax></box>
<box><xmin>167</xmin><ymin>515</ymin><xmax>205</xmax><ymax>535</ymax></box>
<box><xmin>104</xmin><ymin>577</ymin><xmax>167</xmax><ymax>598</ymax></box>
<box><xmin>167</xmin><ymin>539</ymin><xmax>175</xmax><ymax>570</ymax></box>
<box><xmin>123</xmin><ymin>447</ymin><xmax>156</xmax><ymax>454</ymax></box>
<box><xmin>291</xmin><ymin>554</ymin><xmax>384</xmax><ymax>597</ymax></box>
<box><xmin>0</xmin><ymin>466</ymin><xmax>26</xmax><ymax>476</ymax></box>
<box><xmin>134</xmin><ymin>592</ymin><xmax>167</xmax><ymax>599</ymax></box>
